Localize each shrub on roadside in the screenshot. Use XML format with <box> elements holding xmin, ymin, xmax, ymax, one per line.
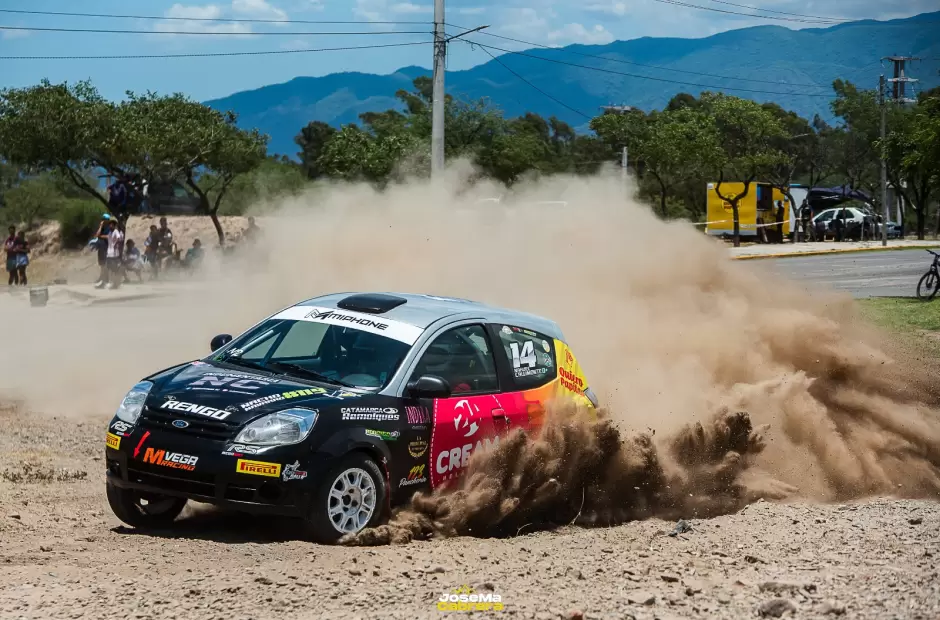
<box><xmin>58</xmin><ymin>199</ymin><xmax>104</xmax><ymax>249</ymax></box>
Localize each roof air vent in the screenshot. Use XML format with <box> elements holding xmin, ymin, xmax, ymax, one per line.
<box><xmin>337</xmin><ymin>293</ymin><xmax>407</xmax><ymax>314</ymax></box>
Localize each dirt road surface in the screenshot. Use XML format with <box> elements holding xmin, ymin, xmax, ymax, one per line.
<box><xmin>1</xmin><ymin>408</ymin><xmax>937</xmax><ymax>620</ymax></box>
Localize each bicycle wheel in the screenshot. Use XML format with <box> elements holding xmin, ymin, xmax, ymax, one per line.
<box><xmin>916</xmin><ymin>271</ymin><xmax>940</xmax><ymax>301</ymax></box>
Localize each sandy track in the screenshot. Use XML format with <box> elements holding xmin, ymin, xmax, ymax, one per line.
<box><xmin>1</xmin><ymin>408</ymin><xmax>937</xmax><ymax>620</ymax></box>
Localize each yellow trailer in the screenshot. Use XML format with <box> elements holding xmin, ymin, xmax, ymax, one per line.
<box><xmin>705</xmin><ymin>182</ymin><xmax>795</xmax><ymax>239</ymax></box>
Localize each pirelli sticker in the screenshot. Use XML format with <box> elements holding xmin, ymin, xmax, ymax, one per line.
<box><xmin>236</xmin><ymin>459</ymin><xmax>281</xmax><ymax>478</ymax></box>
<box><xmin>106</xmin><ymin>433</ymin><xmax>121</xmax><ymax>450</ymax></box>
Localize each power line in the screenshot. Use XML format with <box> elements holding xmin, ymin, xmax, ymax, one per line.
<box><xmin>460</xmin><ymin>40</ymin><xmax>835</xmax><ymax>98</ymax></box>
<box><xmin>694</xmin><ymin>0</ymin><xmax>848</xmax><ymax>22</ymax></box>
<box><xmin>648</xmin><ymin>0</ymin><xmax>844</xmax><ymax>24</ymax></box>
<box><xmin>447</xmin><ymin>23</ymin><xmax>831</xmax><ymax>89</ymax></box>
<box><xmin>0</xmin><ymin>40</ymin><xmax>431</xmax><ymax>60</ymax></box>
<box><xmin>0</xmin><ymin>25</ymin><xmax>431</xmax><ymax>36</ymax></box>
<box><xmin>473</xmin><ymin>43</ymin><xmax>592</xmax><ymax>119</ymax></box>
<box><xmin>0</xmin><ymin>8</ymin><xmax>430</xmax><ymax>25</ymax></box>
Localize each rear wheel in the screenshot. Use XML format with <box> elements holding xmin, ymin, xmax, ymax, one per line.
<box><xmin>917</xmin><ymin>271</ymin><xmax>940</xmax><ymax>301</ymax></box>
<box><xmin>106</xmin><ymin>483</ymin><xmax>187</xmax><ymax>528</ymax></box>
<box><xmin>304</xmin><ymin>453</ymin><xmax>386</xmax><ymax>544</ymax></box>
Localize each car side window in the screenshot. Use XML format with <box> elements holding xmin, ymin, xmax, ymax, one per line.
<box><xmin>816</xmin><ymin>210</ymin><xmax>834</xmax><ymax>222</ymax></box>
<box><xmin>409</xmin><ymin>324</ymin><xmax>499</xmax><ymax>394</ymax></box>
<box><xmin>496</xmin><ymin>325</ymin><xmax>556</xmax><ymax>389</ymax></box>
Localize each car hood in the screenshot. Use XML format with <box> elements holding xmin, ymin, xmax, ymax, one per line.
<box><xmin>146</xmin><ymin>360</ymin><xmax>366</xmax><ymax>425</ymax></box>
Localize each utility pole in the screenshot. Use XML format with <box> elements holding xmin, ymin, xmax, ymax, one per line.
<box><xmin>878</xmin><ymin>56</ymin><xmax>920</xmax><ymax>245</ymax></box>
<box><xmin>879</xmin><ymin>73</ymin><xmax>888</xmax><ymax>247</ymax></box>
<box><xmin>430</xmin><ymin>10</ymin><xmax>487</xmax><ymax>178</ymax></box>
<box><xmin>431</xmin><ymin>0</ymin><xmax>445</xmax><ymax>176</ymax></box>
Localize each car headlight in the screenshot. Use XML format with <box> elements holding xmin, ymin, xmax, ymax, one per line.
<box><xmin>115</xmin><ymin>381</ymin><xmax>154</xmax><ymax>424</ymax></box>
<box><xmin>234</xmin><ymin>408</ymin><xmax>318</xmax><ymax>446</ymax></box>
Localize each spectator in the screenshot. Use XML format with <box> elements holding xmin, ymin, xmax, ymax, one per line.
<box><xmin>12</xmin><ymin>230</ymin><xmax>29</xmax><ymax>286</ymax></box>
<box><xmin>5</xmin><ymin>226</ymin><xmax>18</xmax><ymax>286</ymax></box>
<box><xmin>144</xmin><ymin>224</ymin><xmax>161</xmax><ymax>279</ymax></box>
<box><xmin>93</xmin><ymin>214</ymin><xmax>112</xmax><ymax>287</ymax></box>
<box><xmin>107</xmin><ymin>176</ymin><xmax>128</xmax><ymax>219</ymax></box>
<box><xmin>157</xmin><ymin>217</ymin><xmax>174</xmax><ymax>264</ymax></box>
<box><xmin>184</xmin><ymin>239</ymin><xmax>205</xmax><ymax>271</ymax></box>
<box><xmin>243</xmin><ymin>216</ymin><xmax>260</xmax><ymax>242</ymax></box>
<box><xmin>97</xmin><ymin>218</ymin><xmax>124</xmax><ymax>290</ymax></box>
<box><xmin>123</xmin><ymin>239</ymin><xmax>144</xmax><ymax>283</ymax></box>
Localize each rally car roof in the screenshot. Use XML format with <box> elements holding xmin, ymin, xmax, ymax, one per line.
<box><xmin>294</xmin><ymin>292</ymin><xmax>564</xmax><ymax>340</ymax></box>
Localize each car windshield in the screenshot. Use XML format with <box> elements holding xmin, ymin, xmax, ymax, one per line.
<box><xmin>209</xmin><ymin>318</ymin><xmax>412</xmax><ymax>389</ymax></box>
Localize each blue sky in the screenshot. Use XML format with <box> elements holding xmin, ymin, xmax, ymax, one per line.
<box><xmin>0</xmin><ymin>0</ymin><xmax>933</xmax><ymax>102</ymax></box>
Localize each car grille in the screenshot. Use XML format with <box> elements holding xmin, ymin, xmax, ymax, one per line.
<box><xmin>139</xmin><ymin>406</ymin><xmax>240</xmax><ymax>441</ymax></box>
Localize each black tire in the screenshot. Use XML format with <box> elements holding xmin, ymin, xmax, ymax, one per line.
<box><xmin>917</xmin><ymin>272</ymin><xmax>940</xmax><ymax>301</ymax></box>
<box><xmin>304</xmin><ymin>453</ymin><xmax>387</xmax><ymax>544</ymax></box>
<box><xmin>106</xmin><ymin>483</ymin><xmax>187</xmax><ymax>528</ymax></box>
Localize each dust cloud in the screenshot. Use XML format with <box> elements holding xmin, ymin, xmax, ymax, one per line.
<box><xmin>2</xmin><ymin>160</ymin><xmax>940</xmax><ymax>531</ymax></box>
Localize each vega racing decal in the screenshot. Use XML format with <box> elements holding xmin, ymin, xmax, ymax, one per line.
<box><xmin>282</xmin><ymin>460</ymin><xmax>307</xmax><ymax>482</ymax></box>
<box><xmin>161</xmin><ymin>397</ymin><xmax>232</xmax><ymax>420</ymax></box>
<box><xmin>142</xmin><ymin>448</ymin><xmax>199</xmax><ymax>472</ymax></box>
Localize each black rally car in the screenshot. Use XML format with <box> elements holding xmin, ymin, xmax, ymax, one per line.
<box><xmin>105</xmin><ymin>292</ymin><xmax>596</xmax><ymax>542</ymax></box>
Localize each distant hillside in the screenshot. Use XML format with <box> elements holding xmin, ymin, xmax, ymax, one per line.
<box><xmin>205</xmin><ymin>12</ymin><xmax>940</xmax><ymax>158</ymax></box>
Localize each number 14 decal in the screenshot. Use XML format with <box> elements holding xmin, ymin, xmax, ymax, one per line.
<box><xmin>510</xmin><ymin>341</ymin><xmax>537</xmax><ymax>369</ymax></box>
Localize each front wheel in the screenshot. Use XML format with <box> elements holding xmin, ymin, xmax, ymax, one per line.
<box><xmin>917</xmin><ymin>271</ymin><xmax>940</xmax><ymax>301</ymax></box>
<box><xmin>106</xmin><ymin>483</ymin><xmax>187</xmax><ymax>528</ymax></box>
<box><xmin>303</xmin><ymin>453</ymin><xmax>387</xmax><ymax>544</ymax></box>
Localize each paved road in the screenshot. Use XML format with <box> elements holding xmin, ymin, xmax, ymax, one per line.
<box><xmin>765</xmin><ymin>250</ymin><xmax>933</xmax><ymax>298</ymax></box>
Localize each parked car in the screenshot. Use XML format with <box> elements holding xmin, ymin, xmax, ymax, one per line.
<box><xmin>812</xmin><ymin>206</ymin><xmax>880</xmax><ymax>241</ymax></box>
<box><xmin>104</xmin><ymin>292</ymin><xmax>597</xmax><ymax>543</ymax></box>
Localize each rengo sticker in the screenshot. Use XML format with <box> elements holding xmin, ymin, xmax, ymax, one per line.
<box><xmin>236</xmin><ymin>459</ymin><xmax>282</xmax><ymax>477</ymax></box>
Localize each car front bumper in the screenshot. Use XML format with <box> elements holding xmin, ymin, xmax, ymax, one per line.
<box><xmin>104</xmin><ymin>426</ymin><xmax>327</xmax><ymax>518</ymax></box>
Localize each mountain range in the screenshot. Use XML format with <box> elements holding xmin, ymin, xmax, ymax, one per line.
<box><xmin>205</xmin><ymin>12</ymin><xmax>940</xmax><ymax>158</ymax></box>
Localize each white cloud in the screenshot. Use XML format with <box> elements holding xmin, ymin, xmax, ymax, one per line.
<box><xmin>546</xmin><ymin>23</ymin><xmax>614</xmax><ymax>45</ymax></box>
<box><xmin>354</xmin><ymin>0</ymin><xmax>385</xmax><ymax>22</ymax></box>
<box><xmin>390</xmin><ymin>2</ymin><xmax>433</xmax><ymax>14</ymax></box>
<box><xmin>585</xmin><ymin>1</ymin><xmax>627</xmax><ymax>16</ymax></box>
<box><xmin>154</xmin><ymin>1</ymin><xmax>290</xmax><ymax>36</ymax></box>
<box><xmin>456</xmin><ymin>7</ymin><xmax>485</xmax><ymax>15</ymax></box>
<box><xmin>232</xmin><ymin>0</ymin><xmax>288</xmax><ymax>21</ymax></box>
<box><xmin>1</xmin><ymin>28</ymin><xmax>30</xmax><ymax>40</ymax></box>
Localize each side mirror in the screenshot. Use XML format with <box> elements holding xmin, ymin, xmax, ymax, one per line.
<box><xmin>210</xmin><ymin>334</ymin><xmax>233</xmax><ymax>352</ymax></box>
<box><xmin>405</xmin><ymin>374</ymin><xmax>452</xmax><ymax>399</ymax></box>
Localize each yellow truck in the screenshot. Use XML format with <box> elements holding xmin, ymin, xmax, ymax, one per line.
<box><xmin>704</xmin><ymin>182</ymin><xmax>800</xmax><ymax>240</ymax></box>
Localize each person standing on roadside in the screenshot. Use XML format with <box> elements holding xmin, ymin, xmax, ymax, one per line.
<box><xmin>94</xmin><ymin>214</ymin><xmax>112</xmax><ymax>287</ymax></box>
<box><xmin>5</xmin><ymin>226</ymin><xmax>18</xmax><ymax>286</ymax></box>
<box><xmin>144</xmin><ymin>224</ymin><xmax>161</xmax><ymax>279</ymax></box>
<box><xmin>12</xmin><ymin>230</ymin><xmax>29</xmax><ymax>286</ymax></box>
<box><xmin>104</xmin><ymin>218</ymin><xmax>124</xmax><ymax>290</ymax></box>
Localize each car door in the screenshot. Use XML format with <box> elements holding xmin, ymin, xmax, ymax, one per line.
<box><xmin>404</xmin><ymin>323</ymin><xmax>507</xmax><ymax>490</ymax></box>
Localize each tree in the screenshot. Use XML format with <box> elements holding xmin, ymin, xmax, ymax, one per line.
<box><xmin>119</xmin><ymin>91</ymin><xmax>268</xmax><ymax>245</ymax></box>
<box><xmin>703</xmin><ymin>93</ymin><xmax>786</xmax><ymax>247</ymax></box>
<box><xmin>0</xmin><ymin>80</ymin><xmax>122</xmax><ymax>212</ymax></box>
<box><xmin>295</xmin><ymin>121</ymin><xmax>336</xmax><ymax>179</ymax></box>
<box><xmin>2</xmin><ymin>175</ymin><xmax>66</xmax><ymax>229</ymax></box>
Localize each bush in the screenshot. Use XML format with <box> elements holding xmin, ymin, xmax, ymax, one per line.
<box><xmin>58</xmin><ymin>199</ymin><xmax>104</xmax><ymax>249</ymax></box>
<box><xmin>2</xmin><ymin>177</ymin><xmax>66</xmax><ymax>228</ymax></box>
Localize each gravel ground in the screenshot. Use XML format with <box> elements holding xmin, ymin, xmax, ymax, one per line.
<box><xmin>1</xmin><ymin>408</ymin><xmax>938</xmax><ymax>620</ymax></box>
